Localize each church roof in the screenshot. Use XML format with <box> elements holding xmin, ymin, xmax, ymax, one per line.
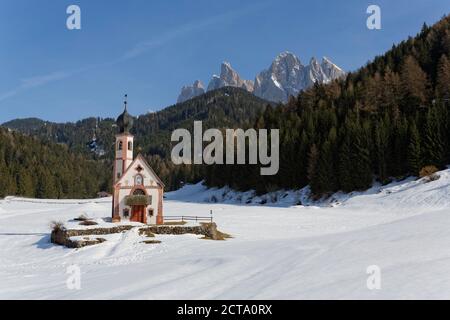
<box><xmin>116</xmin><ymin>95</ymin><xmax>134</xmax><ymax>134</ymax></box>
<box><xmin>114</xmin><ymin>153</ymin><xmax>165</xmax><ymax>188</ymax></box>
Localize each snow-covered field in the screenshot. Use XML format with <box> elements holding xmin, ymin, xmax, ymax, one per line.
<box><xmin>1</xmin><ymin>169</ymin><xmax>450</xmax><ymax>299</ymax></box>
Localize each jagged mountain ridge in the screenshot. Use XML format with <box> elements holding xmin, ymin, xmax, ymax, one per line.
<box><xmin>177</xmin><ymin>80</ymin><xmax>205</xmax><ymax>103</ymax></box>
<box><xmin>206</xmin><ymin>62</ymin><xmax>254</xmax><ymax>93</ymax></box>
<box><xmin>177</xmin><ymin>52</ymin><xmax>346</xmax><ymax>103</ymax></box>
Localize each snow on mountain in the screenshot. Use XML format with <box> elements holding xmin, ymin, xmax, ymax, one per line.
<box><xmin>253</xmin><ymin>51</ymin><xmax>305</xmax><ymax>102</ymax></box>
<box><xmin>2</xmin><ymin>168</ymin><xmax>450</xmax><ymax>299</ymax></box>
<box><xmin>321</xmin><ymin>56</ymin><xmax>345</xmax><ymax>82</ymax></box>
<box><xmin>254</xmin><ymin>52</ymin><xmax>346</xmax><ymax>102</ymax></box>
<box><xmin>177</xmin><ymin>52</ymin><xmax>345</xmax><ymax>104</ymax></box>
<box><xmin>176</xmin><ymin>80</ymin><xmax>205</xmax><ymax>103</ymax></box>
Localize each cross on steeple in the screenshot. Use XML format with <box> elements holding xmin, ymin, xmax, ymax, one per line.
<box><xmin>124</xmin><ymin>94</ymin><xmax>128</xmax><ymax>111</ymax></box>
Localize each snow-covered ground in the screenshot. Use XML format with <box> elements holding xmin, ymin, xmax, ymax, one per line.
<box><xmin>1</xmin><ymin>169</ymin><xmax>450</xmax><ymax>299</ymax></box>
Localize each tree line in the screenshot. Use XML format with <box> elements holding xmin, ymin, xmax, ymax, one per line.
<box><xmin>203</xmin><ymin>15</ymin><xmax>450</xmax><ymax>197</ymax></box>
<box><xmin>0</xmin><ymin>128</ymin><xmax>111</xmax><ymax>199</ymax></box>
<box><xmin>1</xmin><ymin>87</ymin><xmax>269</xmax><ymax>196</ymax></box>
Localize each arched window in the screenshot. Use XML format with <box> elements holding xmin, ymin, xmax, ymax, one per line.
<box><xmin>128</xmin><ymin>141</ymin><xmax>133</xmax><ymax>150</ymax></box>
<box><xmin>118</xmin><ymin>141</ymin><xmax>123</xmax><ymax>150</ymax></box>
<box><xmin>133</xmin><ymin>188</ymin><xmax>145</xmax><ymax>195</ymax></box>
<box><xmin>135</xmin><ymin>174</ymin><xmax>143</xmax><ymax>186</ymax></box>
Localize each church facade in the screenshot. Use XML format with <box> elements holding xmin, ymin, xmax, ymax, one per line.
<box><xmin>112</xmin><ymin>98</ymin><xmax>164</xmax><ymax>224</ymax></box>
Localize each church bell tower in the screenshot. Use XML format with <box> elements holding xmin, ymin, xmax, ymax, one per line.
<box><xmin>113</xmin><ymin>95</ymin><xmax>134</xmax><ymax>184</ymax></box>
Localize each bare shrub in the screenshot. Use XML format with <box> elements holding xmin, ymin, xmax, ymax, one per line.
<box><xmin>419</xmin><ymin>165</ymin><xmax>438</xmax><ymax>177</ymax></box>
<box><xmin>419</xmin><ymin>165</ymin><xmax>440</xmax><ymax>182</ymax></box>
<box><xmin>50</xmin><ymin>220</ymin><xmax>64</xmax><ymax>232</ymax></box>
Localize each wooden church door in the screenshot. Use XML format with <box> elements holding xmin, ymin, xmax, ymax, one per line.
<box><xmin>131</xmin><ymin>205</ymin><xmax>146</xmax><ymax>223</ymax></box>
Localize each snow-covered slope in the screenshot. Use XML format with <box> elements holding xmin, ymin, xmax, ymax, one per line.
<box><xmin>1</xmin><ymin>169</ymin><xmax>450</xmax><ymax>299</ymax></box>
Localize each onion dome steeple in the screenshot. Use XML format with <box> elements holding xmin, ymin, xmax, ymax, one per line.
<box><xmin>116</xmin><ymin>94</ymin><xmax>134</xmax><ymax>134</ymax></box>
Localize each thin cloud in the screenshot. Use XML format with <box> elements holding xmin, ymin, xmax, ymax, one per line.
<box><xmin>0</xmin><ymin>67</ymin><xmax>94</xmax><ymax>102</ymax></box>
<box><xmin>0</xmin><ymin>71</ymin><xmax>71</xmax><ymax>102</ymax></box>
<box><xmin>21</xmin><ymin>71</ymin><xmax>70</xmax><ymax>88</ymax></box>
<box><xmin>0</xmin><ymin>89</ymin><xmax>20</xmax><ymax>101</ymax></box>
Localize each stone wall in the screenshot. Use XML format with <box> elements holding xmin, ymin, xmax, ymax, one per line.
<box><xmin>51</xmin><ymin>225</ymin><xmax>134</xmax><ymax>248</ymax></box>
<box><xmin>139</xmin><ymin>223</ymin><xmax>219</xmax><ymax>239</ymax></box>
<box><xmin>51</xmin><ymin>223</ymin><xmax>220</xmax><ymax>248</ymax></box>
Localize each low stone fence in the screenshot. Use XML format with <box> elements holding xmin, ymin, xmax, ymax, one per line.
<box><xmin>139</xmin><ymin>223</ymin><xmax>219</xmax><ymax>240</ymax></box>
<box><xmin>51</xmin><ymin>223</ymin><xmax>221</xmax><ymax>248</ymax></box>
<box><xmin>51</xmin><ymin>225</ymin><xmax>134</xmax><ymax>248</ymax></box>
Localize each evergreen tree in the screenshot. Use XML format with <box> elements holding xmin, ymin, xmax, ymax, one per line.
<box><xmin>16</xmin><ymin>168</ymin><xmax>34</xmax><ymax>197</ymax></box>
<box><xmin>313</xmin><ymin>136</ymin><xmax>337</xmax><ymax>196</ymax></box>
<box><xmin>0</xmin><ymin>165</ymin><xmax>14</xmax><ymax>198</ymax></box>
<box><xmin>307</xmin><ymin>144</ymin><xmax>319</xmax><ymax>191</ymax></box>
<box><xmin>352</xmin><ymin>122</ymin><xmax>373</xmax><ymax>190</ymax></box>
<box><xmin>436</xmin><ymin>54</ymin><xmax>450</xmax><ymax>99</ymax></box>
<box><xmin>338</xmin><ymin>132</ymin><xmax>354</xmax><ymax>192</ymax></box>
<box><xmin>423</xmin><ymin>106</ymin><xmax>445</xmax><ymax>167</ymax></box>
<box><xmin>372</xmin><ymin>119</ymin><xmax>390</xmax><ymax>184</ymax></box>
<box><xmin>407</xmin><ymin>122</ymin><xmax>422</xmax><ymax>175</ymax></box>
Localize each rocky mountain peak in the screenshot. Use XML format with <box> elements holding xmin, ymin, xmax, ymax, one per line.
<box><xmin>320</xmin><ymin>56</ymin><xmax>346</xmax><ymax>81</ymax></box>
<box><xmin>176</xmin><ymin>52</ymin><xmax>345</xmax><ymax>103</ymax></box>
<box><xmin>274</xmin><ymin>51</ymin><xmax>302</xmax><ymax>67</ymax></box>
<box><xmin>207</xmin><ymin>62</ymin><xmax>254</xmax><ymax>92</ymax></box>
<box><xmin>177</xmin><ymin>80</ymin><xmax>205</xmax><ymax>103</ymax></box>
<box><xmin>254</xmin><ymin>53</ymin><xmax>345</xmax><ymax>102</ymax></box>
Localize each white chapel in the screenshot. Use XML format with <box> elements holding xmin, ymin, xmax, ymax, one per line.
<box><xmin>112</xmin><ymin>97</ymin><xmax>164</xmax><ymax>224</ymax></box>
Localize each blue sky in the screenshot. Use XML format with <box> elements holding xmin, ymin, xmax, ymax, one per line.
<box><xmin>0</xmin><ymin>0</ymin><xmax>448</xmax><ymax>123</ymax></box>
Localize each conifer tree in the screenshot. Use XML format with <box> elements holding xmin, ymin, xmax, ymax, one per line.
<box><xmin>436</xmin><ymin>54</ymin><xmax>450</xmax><ymax>100</ymax></box>
<box><xmin>407</xmin><ymin>121</ymin><xmax>422</xmax><ymax>175</ymax></box>
<box><xmin>352</xmin><ymin>122</ymin><xmax>373</xmax><ymax>190</ymax></box>
<box><xmin>314</xmin><ymin>135</ymin><xmax>337</xmax><ymax>196</ymax></box>
<box><xmin>338</xmin><ymin>132</ymin><xmax>354</xmax><ymax>192</ymax></box>
<box><xmin>423</xmin><ymin>106</ymin><xmax>445</xmax><ymax>167</ymax></box>
<box><xmin>307</xmin><ymin>144</ymin><xmax>319</xmax><ymax>187</ymax></box>
<box><xmin>16</xmin><ymin>169</ymin><xmax>34</xmax><ymax>197</ymax></box>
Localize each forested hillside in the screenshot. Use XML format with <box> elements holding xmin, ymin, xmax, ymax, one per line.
<box><xmin>0</xmin><ymin>128</ymin><xmax>111</xmax><ymax>199</ymax></box>
<box><xmin>204</xmin><ymin>15</ymin><xmax>450</xmax><ymax>196</ymax></box>
<box><xmin>2</xmin><ymin>87</ymin><xmax>271</xmax><ymax>193</ymax></box>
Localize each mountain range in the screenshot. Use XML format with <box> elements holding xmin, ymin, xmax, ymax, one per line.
<box><xmin>177</xmin><ymin>51</ymin><xmax>346</xmax><ymax>103</ymax></box>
